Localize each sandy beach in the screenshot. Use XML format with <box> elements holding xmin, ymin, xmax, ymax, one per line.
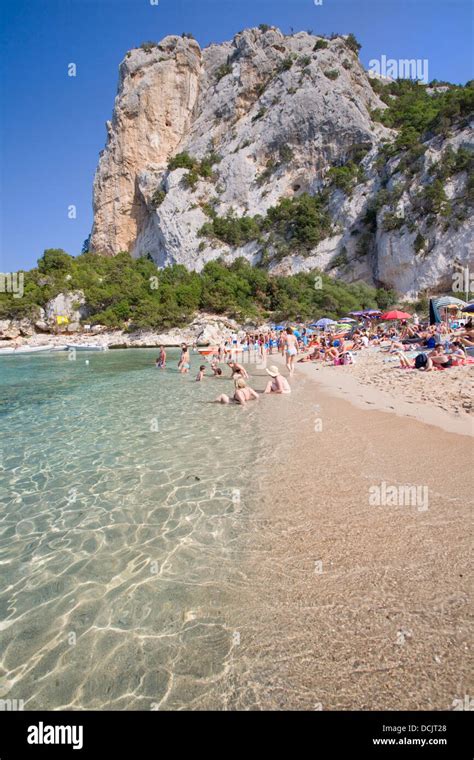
<box><xmin>300</xmin><ymin>348</ymin><xmax>474</xmax><ymax>437</ymax></box>
<box><xmin>223</xmin><ymin>356</ymin><xmax>473</xmax><ymax>710</ymax></box>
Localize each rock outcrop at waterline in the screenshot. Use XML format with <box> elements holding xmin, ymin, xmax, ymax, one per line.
<box><xmin>90</xmin><ymin>27</ymin><xmax>473</xmax><ymax>296</ymax></box>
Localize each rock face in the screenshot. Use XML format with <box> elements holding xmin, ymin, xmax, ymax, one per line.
<box><xmin>90</xmin><ymin>27</ymin><xmax>473</xmax><ymax>295</ymax></box>
<box><xmin>45</xmin><ymin>291</ymin><xmax>90</xmax><ymax>327</ymax></box>
<box><xmin>90</xmin><ymin>36</ymin><xmax>202</xmax><ymax>256</ymax></box>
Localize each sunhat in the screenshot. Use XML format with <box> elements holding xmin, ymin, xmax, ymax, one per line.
<box><xmin>266</xmin><ymin>365</ymin><xmax>280</xmax><ymax>377</ymax></box>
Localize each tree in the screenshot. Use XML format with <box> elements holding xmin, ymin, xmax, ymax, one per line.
<box><xmin>345</xmin><ymin>34</ymin><xmax>361</xmax><ymax>55</ymax></box>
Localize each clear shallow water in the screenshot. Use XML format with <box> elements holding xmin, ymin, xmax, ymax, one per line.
<box><xmin>0</xmin><ymin>349</ymin><xmax>267</xmax><ymax>709</ymax></box>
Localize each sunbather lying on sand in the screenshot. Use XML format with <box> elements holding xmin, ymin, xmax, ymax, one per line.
<box><xmin>396</xmin><ymin>345</ymin><xmax>454</xmax><ymax>371</ymax></box>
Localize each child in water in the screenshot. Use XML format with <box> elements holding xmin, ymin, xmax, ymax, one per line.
<box><xmin>196</xmin><ymin>365</ymin><xmax>206</xmax><ymax>382</ymax></box>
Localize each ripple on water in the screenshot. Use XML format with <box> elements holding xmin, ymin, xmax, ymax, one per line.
<box><xmin>1</xmin><ymin>350</ymin><xmax>263</xmax><ymax>708</ymax></box>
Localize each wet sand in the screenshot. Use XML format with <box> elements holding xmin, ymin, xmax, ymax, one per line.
<box><xmin>227</xmin><ymin>362</ymin><xmax>473</xmax><ymax>710</ymax></box>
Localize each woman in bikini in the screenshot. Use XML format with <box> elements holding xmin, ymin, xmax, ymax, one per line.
<box><xmin>178</xmin><ymin>344</ymin><xmax>190</xmax><ymax>374</ymax></box>
<box><xmin>283</xmin><ymin>327</ymin><xmax>298</xmax><ymax>375</ymax></box>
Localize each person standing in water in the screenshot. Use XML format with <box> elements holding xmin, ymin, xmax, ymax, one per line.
<box><xmin>156</xmin><ymin>346</ymin><xmax>166</xmax><ymax>369</ymax></box>
<box><xmin>178</xmin><ymin>344</ymin><xmax>190</xmax><ymax>374</ymax></box>
<box><xmin>284</xmin><ymin>327</ymin><xmax>298</xmax><ymax>375</ymax></box>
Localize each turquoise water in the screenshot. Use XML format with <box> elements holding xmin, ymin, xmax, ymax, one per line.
<box><xmin>0</xmin><ymin>349</ymin><xmax>267</xmax><ymax>709</ymax></box>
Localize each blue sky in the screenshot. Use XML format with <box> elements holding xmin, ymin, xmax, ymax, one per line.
<box><xmin>1</xmin><ymin>0</ymin><xmax>473</xmax><ymax>272</ymax></box>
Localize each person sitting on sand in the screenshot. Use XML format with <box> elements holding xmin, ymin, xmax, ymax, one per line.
<box><xmin>264</xmin><ymin>365</ymin><xmax>291</xmax><ymax>394</ymax></box>
<box><xmin>451</xmin><ymin>341</ymin><xmax>467</xmax><ymax>359</ymax></box>
<box><xmin>215</xmin><ymin>378</ymin><xmax>259</xmax><ymax>406</ymax></box>
<box><xmin>227</xmin><ymin>360</ymin><xmax>249</xmax><ymax>379</ymax></box>
<box><xmin>429</xmin><ymin>344</ymin><xmax>453</xmax><ymax>369</ymax></box>
<box><xmin>196</xmin><ymin>365</ymin><xmax>206</xmax><ymax>382</ymax></box>
<box><xmin>325</xmin><ymin>344</ymin><xmax>341</xmax><ymax>363</ymax></box>
<box><xmin>459</xmin><ymin>318</ymin><xmax>474</xmax><ymax>346</ymax></box>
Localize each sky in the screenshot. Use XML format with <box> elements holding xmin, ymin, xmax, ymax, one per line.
<box><xmin>0</xmin><ymin>0</ymin><xmax>473</xmax><ymax>272</ymax></box>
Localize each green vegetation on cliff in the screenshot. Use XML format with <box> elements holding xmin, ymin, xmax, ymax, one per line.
<box><xmin>0</xmin><ymin>250</ymin><xmax>395</xmax><ymax>329</ymax></box>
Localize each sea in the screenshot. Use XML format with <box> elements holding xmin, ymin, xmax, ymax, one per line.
<box><xmin>0</xmin><ymin>348</ymin><xmax>275</xmax><ymax>709</ymax></box>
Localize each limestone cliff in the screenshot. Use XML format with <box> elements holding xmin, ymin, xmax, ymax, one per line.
<box><xmin>90</xmin><ymin>27</ymin><xmax>473</xmax><ymax>296</ymax></box>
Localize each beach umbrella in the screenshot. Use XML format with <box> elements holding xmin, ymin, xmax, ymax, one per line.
<box><xmin>349</xmin><ymin>310</ymin><xmax>381</xmax><ymax>318</ymax></box>
<box><xmin>430</xmin><ymin>298</ymin><xmax>442</xmax><ymax>325</ymax></box>
<box><xmin>274</xmin><ymin>325</ymin><xmax>286</xmax><ymax>331</ymax></box>
<box><xmin>461</xmin><ymin>304</ymin><xmax>474</xmax><ymax>313</ymax></box>
<box><xmin>434</xmin><ymin>296</ymin><xmax>467</xmax><ymax>308</ymax></box>
<box><xmin>315</xmin><ymin>318</ymin><xmax>336</xmax><ymax>328</ymax></box>
<box><xmin>339</xmin><ymin>317</ymin><xmax>356</xmax><ymax>323</ymax></box>
<box><xmin>380</xmin><ymin>310</ymin><xmax>412</xmax><ymax>320</ymax></box>
<box><xmin>293</xmin><ymin>329</ymin><xmax>301</xmax><ymax>338</ymax></box>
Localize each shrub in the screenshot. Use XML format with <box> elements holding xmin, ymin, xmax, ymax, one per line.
<box><xmin>168</xmin><ymin>152</ymin><xmax>195</xmax><ymax>171</ymax></box>
<box><xmin>140</xmin><ymin>42</ymin><xmax>158</xmax><ymax>53</ymax></box>
<box><xmin>345</xmin><ymin>33</ymin><xmax>362</xmax><ymax>55</ymax></box>
<box><xmin>279</xmin><ymin>145</ymin><xmax>294</xmax><ymax>163</ymax></box>
<box><xmin>216</xmin><ymin>63</ymin><xmax>232</xmax><ymax>82</ymax></box>
<box><xmin>199</xmin><ymin>211</ymin><xmax>262</xmax><ymax>247</ymax></box>
<box><xmin>168</xmin><ymin>151</ymin><xmax>221</xmax><ymax>183</ymax></box>
<box><xmin>414</xmin><ymin>232</ymin><xmax>425</xmax><ymax>252</ymax></box>
<box><xmin>329</xmin><ymin>248</ymin><xmax>348</xmax><ymax>270</ymax></box>
<box><xmin>151</xmin><ymin>189</ymin><xmax>166</xmax><ymax>208</ymax></box>
<box><xmin>258</xmin><ymin>24</ymin><xmax>271</xmax><ymax>33</ymax></box>
<box><xmin>324</xmin><ymin>69</ymin><xmax>340</xmax><ymax>80</ymax></box>
<box><xmin>183</xmin><ymin>170</ymin><xmax>199</xmax><ymax>190</ymax></box>
<box><xmin>416</xmin><ymin>179</ymin><xmax>448</xmax><ymax>215</ymax></box>
<box><xmin>327</xmin><ymin>162</ymin><xmax>364</xmax><ymax>194</ymax></box>
<box><xmin>298</xmin><ymin>55</ymin><xmax>312</xmax><ymax>68</ymax></box>
<box><xmin>252</xmin><ymin>107</ymin><xmax>266</xmax><ymax>122</ymax></box>
<box><xmin>181</xmin><ymin>33</ymin><xmax>195</xmax><ymax>40</ymax></box>
<box><xmin>278</xmin><ymin>56</ymin><xmax>294</xmax><ymax>72</ymax></box>
<box><xmin>382</xmin><ymin>212</ymin><xmax>405</xmax><ymax>232</ymax></box>
<box><xmin>430</xmin><ymin>146</ymin><xmax>474</xmax><ymax>181</ymax></box>
<box><xmin>264</xmin><ymin>192</ymin><xmax>333</xmax><ymax>251</ymax></box>
<box><xmin>256</xmin><ymin>159</ymin><xmax>278</xmax><ymax>187</ymax></box>
<box><xmin>371</xmin><ymin>80</ymin><xmax>474</xmax><ymax>142</ymax></box>
<box><xmin>314</xmin><ymin>40</ymin><xmax>328</xmax><ymax>51</ymax></box>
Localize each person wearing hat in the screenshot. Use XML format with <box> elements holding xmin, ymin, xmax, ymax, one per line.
<box><xmin>264</xmin><ymin>365</ymin><xmax>291</xmax><ymax>394</ymax></box>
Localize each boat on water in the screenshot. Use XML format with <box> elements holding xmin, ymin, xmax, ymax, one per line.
<box><xmin>67</xmin><ymin>344</ymin><xmax>109</xmax><ymax>352</ymax></box>
<box><xmin>0</xmin><ymin>345</ymin><xmax>54</xmax><ymax>356</ymax></box>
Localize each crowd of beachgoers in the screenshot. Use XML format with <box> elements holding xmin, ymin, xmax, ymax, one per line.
<box><xmin>152</xmin><ymin>314</ymin><xmax>474</xmax><ymax>410</ymax></box>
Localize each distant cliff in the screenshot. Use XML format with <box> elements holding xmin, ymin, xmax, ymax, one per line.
<box><xmin>90</xmin><ymin>27</ymin><xmax>474</xmax><ymax>296</ymax></box>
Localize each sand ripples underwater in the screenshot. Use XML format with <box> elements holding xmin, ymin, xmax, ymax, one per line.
<box><xmin>0</xmin><ymin>350</ymin><xmax>268</xmax><ymax>709</ymax></box>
